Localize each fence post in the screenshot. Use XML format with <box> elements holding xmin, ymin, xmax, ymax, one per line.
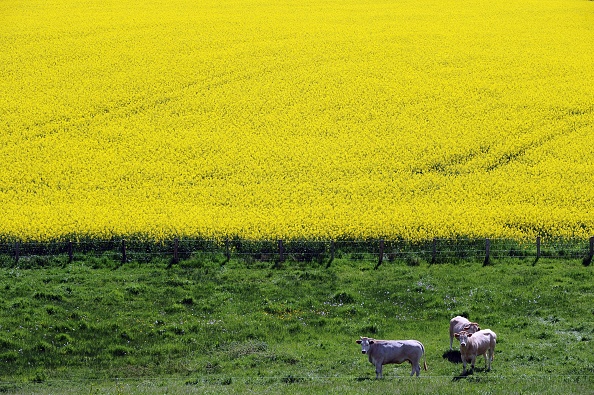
<box><xmin>431</xmin><ymin>238</ymin><xmax>437</xmax><ymax>264</ymax></box>
<box><xmin>225</xmin><ymin>238</ymin><xmax>230</xmax><ymax>263</ymax></box>
<box><xmin>14</xmin><ymin>241</ymin><xmax>20</xmax><ymax>265</ymax></box>
<box><xmin>68</xmin><ymin>241</ymin><xmax>74</xmax><ymax>263</ymax></box>
<box><xmin>278</xmin><ymin>239</ymin><xmax>284</xmax><ymax>263</ymax></box>
<box><xmin>326</xmin><ymin>241</ymin><xmax>335</xmax><ymax>268</ymax></box>
<box><xmin>121</xmin><ymin>239</ymin><xmax>127</xmax><ymax>265</ymax></box>
<box><xmin>375</xmin><ymin>239</ymin><xmax>384</xmax><ymax>270</ymax></box>
<box><xmin>173</xmin><ymin>238</ymin><xmax>179</xmax><ymax>264</ymax></box>
<box><xmin>166</xmin><ymin>238</ymin><xmax>178</xmax><ymax>269</ymax></box>
<box><xmin>536</xmin><ymin>236</ymin><xmax>541</xmax><ymax>260</ymax></box>
<box><xmin>584</xmin><ymin>236</ymin><xmax>594</xmax><ymax>267</ymax></box>
<box><xmin>484</xmin><ymin>238</ymin><xmax>491</xmax><ymax>266</ymax></box>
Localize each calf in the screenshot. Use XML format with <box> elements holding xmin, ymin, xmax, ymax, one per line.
<box><xmin>356</xmin><ymin>336</ymin><xmax>427</xmax><ymax>378</ymax></box>
<box><xmin>449</xmin><ymin>316</ymin><xmax>480</xmax><ymax>350</ymax></box>
<box><xmin>454</xmin><ymin>329</ymin><xmax>497</xmax><ymax>374</ymax></box>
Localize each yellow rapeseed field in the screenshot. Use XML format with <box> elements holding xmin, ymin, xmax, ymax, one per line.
<box><xmin>1</xmin><ymin>0</ymin><xmax>593</xmax><ymax>241</ymax></box>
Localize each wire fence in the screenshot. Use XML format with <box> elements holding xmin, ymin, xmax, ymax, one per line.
<box><xmin>2</xmin><ymin>372</ymin><xmax>593</xmax><ymax>389</ymax></box>
<box><xmin>0</xmin><ymin>236</ymin><xmax>592</xmax><ymax>268</ymax></box>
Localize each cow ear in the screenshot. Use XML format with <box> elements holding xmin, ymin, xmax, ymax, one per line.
<box><xmin>467</xmin><ymin>333</ymin><xmax>473</xmax><ymax>337</ymax></box>
<box><xmin>356</xmin><ymin>340</ymin><xmax>362</xmax><ymax>344</ymax></box>
<box><xmin>454</xmin><ymin>333</ymin><xmax>460</xmax><ymax>339</ymax></box>
<box><xmin>369</xmin><ymin>340</ymin><xmax>374</xmax><ymax>344</ymax></box>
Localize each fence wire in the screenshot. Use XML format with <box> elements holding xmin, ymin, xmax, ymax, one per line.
<box><xmin>0</xmin><ymin>237</ymin><xmax>592</xmax><ymax>267</ymax></box>
<box><xmin>2</xmin><ymin>372</ymin><xmax>593</xmax><ymax>387</ymax></box>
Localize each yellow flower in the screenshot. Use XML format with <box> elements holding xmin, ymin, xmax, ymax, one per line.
<box><xmin>1</xmin><ymin>0</ymin><xmax>592</xmax><ymax>241</ymax></box>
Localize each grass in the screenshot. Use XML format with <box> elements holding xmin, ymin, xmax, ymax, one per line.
<box><xmin>0</xmin><ymin>253</ymin><xmax>593</xmax><ymax>394</ymax></box>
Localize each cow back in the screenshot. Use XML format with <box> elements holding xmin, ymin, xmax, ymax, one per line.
<box><xmin>450</xmin><ymin>316</ymin><xmax>471</xmax><ymax>335</ymax></box>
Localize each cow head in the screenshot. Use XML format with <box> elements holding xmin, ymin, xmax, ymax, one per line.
<box><xmin>454</xmin><ymin>331</ymin><xmax>473</xmax><ymax>347</ymax></box>
<box><xmin>356</xmin><ymin>336</ymin><xmax>375</xmax><ymax>354</ymax></box>
<box><xmin>463</xmin><ymin>322</ymin><xmax>480</xmax><ymax>333</ymax></box>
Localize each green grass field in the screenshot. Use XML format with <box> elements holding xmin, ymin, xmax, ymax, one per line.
<box><xmin>1</xmin><ymin>254</ymin><xmax>593</xmax><ymax>394</ymax></box>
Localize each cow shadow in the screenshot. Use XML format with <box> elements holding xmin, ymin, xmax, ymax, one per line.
<box><xmin>442</xmin><ymin>349</ymin><xmax>462</xmax><ymax>364</ymax></box>
<box><xmin>452</xmin><ymin>372</ymin><xmax>470</xmax><ymax>382</ymax></box>
<box><xmin>452</xmin><ymin>369</ymin><xmax>489</xmax><ymax>382</ymax></box>
<box><xmin>452</xmin><ymin>371</ymin><xmax>471</xmax><ymax>382</ymax></box>
<box><xmin>444</xmin><ymin>349</ymin><xmax>492</xmax><ymax>381</ymax></box>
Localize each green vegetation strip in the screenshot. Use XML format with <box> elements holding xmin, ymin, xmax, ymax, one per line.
<box><xmin>0</xmin><ymin>255</ymin><xmax>592</xmax><ymax>394</ymax></box>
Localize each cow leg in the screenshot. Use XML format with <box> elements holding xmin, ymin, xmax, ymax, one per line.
<box><xmin>375</xmin><ymin>363</ymin><xmax>383</xmax><ymax>379</ymax></box>
<box><xmin>412</xmin><ymin>362</ymin><xmax>421</xmax><ymax>377</ymax></box>
<box><xmin>449</xmin><ymin>336</ymin><xmax>453</xmax><ymax>351</ymax></box>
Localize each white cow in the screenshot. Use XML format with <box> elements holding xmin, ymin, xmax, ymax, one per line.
<box><xmin>454</xmin><ymin>329</ymin><xmax>497</xmax><ymax>374</ymax></box>
<box><xmin>449</xmin><ymin>316</ymin><xmax>480</xmax><ymax>350</ymax></box>
<box><xmin>356</xmin><ymin>336</ymin><xmax>427</xmax><ymax>378</ymax></box>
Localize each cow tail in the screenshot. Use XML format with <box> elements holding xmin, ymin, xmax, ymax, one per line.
<box><xmin>422</xmin><ymin>343</ymin><xmax>428</xmax><ymax>371</ymax></box>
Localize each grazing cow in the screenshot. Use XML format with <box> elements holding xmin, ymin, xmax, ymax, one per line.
<box><xmin>454</xmin><ymin>329</ymin><xmax>497</xmax><ymax>374</ymax></box>
<box><xmin>356</xmin><ymin>336</ymin><xmax>427</xmax><ymax>378</ymax></box>
<box><xmin>449</xmin><ymin>316</ymin><xmax>480</xmax><ymax>350</ymax></box>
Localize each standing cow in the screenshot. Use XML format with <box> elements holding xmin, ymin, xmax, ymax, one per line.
<box><xmin>356</xmin><ymin>336</ymin><xmax>427</xmax><ymax>378</ymax></box>
<box><xmin>454</xmin><ymin>329</ymin><xmax>497</xmax><ymax>375</ymax></box>
<box><xmin>449</xmin><ymin>316</ymin><xmax>480</xmax><ymax>350</ymax></box>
